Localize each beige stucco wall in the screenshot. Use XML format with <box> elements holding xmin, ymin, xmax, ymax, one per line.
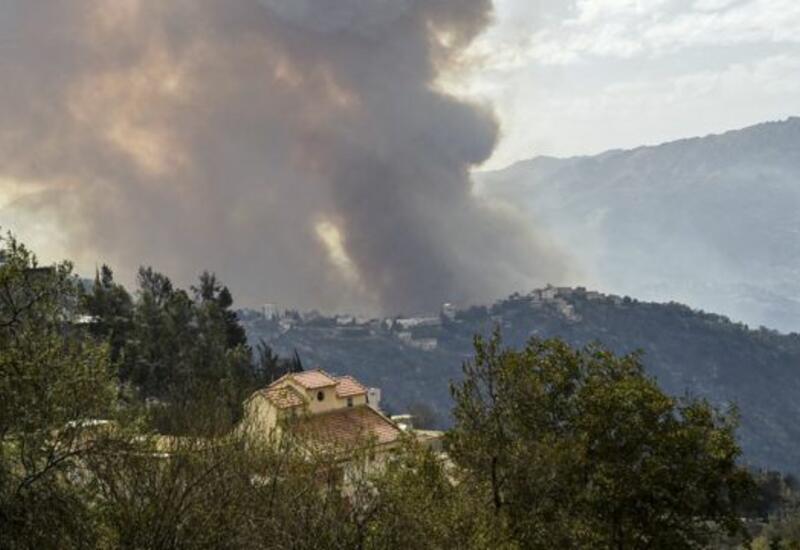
<box><xmin>305</xmin><ymin>387</ymin><xmax>367</xmax><ymax>414</ymax></box>
<box><xmin>242</xmin><ymin>394</ymin><xmax>280</xmax><ymax>440</ymax></box>
<box><xmin>306</xmin><ymin>386</ymin><xmax>339</xmax><ymax>414</ymax></box>
<box><xmin>349</xmin><ymin>394</ymin><xmax>367</xmax><ymax>407</ymax></box>
<box><xmin>266</xmin><ymin>377</ymin><xmax>369</xmax><ymax>416</ymax></box>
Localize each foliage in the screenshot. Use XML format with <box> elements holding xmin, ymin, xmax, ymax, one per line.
<box><xmin>254</xmin><ymin>339</ymin><xmax>304</xmax><ymax>384</ymax></box>
<box><xmin>447</xmin><ymin>330</ymin><xmax>755</xmax><ymax>549</ymax></box>
<box><xmin>81</xmin><ymin>264</ymin><xmax>134</xmax><ymax>362</ymax></box>
<box><xmin>750</xmin><ymin>472</ymin><xmax>800</xmax><ymax>549</ymax></box>
<box><xmin>0</xmin><ymin>233</ymin><xmax>117</xmax><ymax>548</ymax></box>
<box><xmin>81</xmin><ymin>265</ymin><xmax>263</xmax><ymax>434</ymax></box>
<box><xmin>365</xmin><ymin>440</ymin><xmax>511</xmax><ymax>549</ymax></box>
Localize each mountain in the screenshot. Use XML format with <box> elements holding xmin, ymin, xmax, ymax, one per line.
<box><xmin>240</xmin><ymin>288</ymin><xmax>800</xmax><ymax>474</ymax></box>
<box><xmin>476</xmin><ymin>117</ymin><xmax>800</xmax><ymax>333</ymax></box>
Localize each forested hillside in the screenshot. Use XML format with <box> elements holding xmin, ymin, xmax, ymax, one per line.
<box><xmin>242</xmin><ymin>287</ymin><xmax>800</xmax><ymax>473</ymax></box>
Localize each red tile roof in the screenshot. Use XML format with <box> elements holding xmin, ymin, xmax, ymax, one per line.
<box><xmin>335</xmin><ymin>376</ymin><xmax>367</xmax><ymax>397</ymax></box>
<box><xmin>290</xmin><ymin>370</ymin><xmax>338</xmax><ymax>389</ymax></box>
<box><xmin>297</xmin><ymin>405</ymin><xmax>402</xmax><ymax>447</ymax></box>
<box><xmin>263</xmin><ymin>385</ymin><xmax>306</xmax><ymax>409</ymax></box>
<box><xmin>259</xmin><ymin>370</ymin><xmax>367</xmax><ymax>409</ymax></box>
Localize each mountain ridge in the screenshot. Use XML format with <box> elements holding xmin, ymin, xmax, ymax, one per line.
<box><xmin>487</xmin><ymin>116</ymin><xmax>800</xmax><ymax>176</ymax></box>
<box><xmin>476</xmin><ymin>116</ymin><xmax>800</xmax><ymax>333</ymax></box>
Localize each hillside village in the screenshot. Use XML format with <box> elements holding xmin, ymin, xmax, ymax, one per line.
<box><xmin>241</xmin><ymin>287</ymin><xmax>800</xmax><ymax>475</ymax></box>
<box><xmin>241</xmin><ymin>285</ymin><xmax>590</xmax><ymax>354</ymax></box>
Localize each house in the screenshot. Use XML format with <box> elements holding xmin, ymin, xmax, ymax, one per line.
<box><xmin>242</xmin><ymin>370</ymin><xmax>403</xmax><ymax>460</ymax></box>
<box><xmin>394</xmin><ymin>316</ymin><xmax>441</xmax><ymax>330</ymax></box>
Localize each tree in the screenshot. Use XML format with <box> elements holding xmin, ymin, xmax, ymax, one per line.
<box><xmin>365</xmin><ymin>440</ymin><xmax>510</xmax><ymax>549</ymax></box>
<box><xmin>111</xmin><ymin>267</ymin><xmax>258</xmax><ymax>433</ymax></box>
<box><xmin>0</xmin><ymin>233</ymin><xmax>117</xmax><ymax>548</ymax></box>
<box><xmin>447</xmin><ymin>331</ymin><xmax>755</xmax><ymax>549</ymax></box>
<box><xmin>192</xmin><ymin>271</ymin><xmax>247</xmax><ymax>350</ymax></box>
<box><xmin>81</xmin><ymin>264</ymin><xmax>134</xmax><ymax>362</ymax></box>
<box><xmin>254</xmin><ymin>341</ymin><xmax>304</xmax><ymax>385</ymax></box>
<box><xmin>289</xmin><ymin>349</ymin><xmax>304</xmax><ymax>373</ymax></box>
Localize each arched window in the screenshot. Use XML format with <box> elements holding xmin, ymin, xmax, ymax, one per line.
<box><xmin>317</xmin><ymin>391</ymin><xmax>325</xmax><ymax>402</ymax></box>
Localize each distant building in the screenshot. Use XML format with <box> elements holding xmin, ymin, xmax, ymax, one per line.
<box><xmin>395</xmin><ymin>316</ymin><xmax>441</xmax><ymax>330</ymax></box>
<box><xmin>407</xmin><ymin>338</ymin><xmax>438</xmax><ymax>351</ymax></box>
<box><xmin>73</xmin><ymin>314</ymin><xmax>98</xmax><ymax>326</ymax></box>
<box><xmin>278</xmin><ymin>318</ymin><xmax>295</xmax><ymax>333</ymax></box>
<box><xmin>390</xmin><ymin>414</ymin><xmax>444</xmax><ymax>452</ymax></box>
<box><xmin>441</xmin><ymin>302</ymin><xmax>457</xmax><ymax>321</ymax></box>
<box><xmin>540</xmin><ymin>286</ymin><xmax>558</xmax><ymax>301</ymax></box>
<box><xmin>262</xmin><ymin>303</ymin><xmax>279</xmax><ymax>320</ymax></box>
<box><xmin>390</xmin><ymin>414</ymin><xmax>414</xmax><ymax>431</ymax></box>
<box><xmin>367</xmin><ymin>387</ymin><xmax>381</xmax><ymax>410</ymax></box>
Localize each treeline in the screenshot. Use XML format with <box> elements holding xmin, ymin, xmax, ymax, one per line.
<box><xmin>81</xmin><ymin>263</ymin><xmax>302</xmax><ymax>433</ymax></box>
<box><xmin>1</xmin><ymin>233</ymin><xmax>799</xmax><ymax>549</ymax></box>
<box><xmin>746</xmin><ymin>471</ymin><xmax>800</xmax><ymax>548</ymax></box>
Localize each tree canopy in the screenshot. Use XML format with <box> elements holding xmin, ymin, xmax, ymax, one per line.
<box><xmin>447</xmin><ymin>331</ymin><xmax>754</xmax><ymax>549</ymax></box>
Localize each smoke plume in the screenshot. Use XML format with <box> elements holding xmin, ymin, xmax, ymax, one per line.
<box><xmin>0</xmin><ymin>0</ymin><xmax>567</xmax><ymax>314</ymax></box>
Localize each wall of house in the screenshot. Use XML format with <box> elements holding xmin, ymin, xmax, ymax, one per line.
<box><xmin>305</xmin><ymin>388</ymin><xmax>369</xmax><ymax>414</ymax></box>
<box><xmin>306</xmin><ymin>386</ymin><xmax>342</xmax><ymax>414</ymax></box>
<box><xmin>242</xmin><ymin>394</ymin><xmax>280</xmax><ymax>440</ymax></box>
<box><xmin>346</xmin><ymin>394</ymin><xmax>367</xmax><ymax>407</ymax></box>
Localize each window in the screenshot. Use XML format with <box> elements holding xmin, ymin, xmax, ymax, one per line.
<box><xmin>317</xmin><ymin>391</ymin><xmax>325</xmax><ymax>402</ymax></box>
<box><xmin>347</xmin><ymin>397</ymin><xmax>353</xmax><ymax>407</ymax></box>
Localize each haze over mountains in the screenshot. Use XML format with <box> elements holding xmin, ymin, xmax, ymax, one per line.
<box><xmin>476</xmin><ymin>117</ymin><xmax>800</xmax><ymax>333</ymax></box>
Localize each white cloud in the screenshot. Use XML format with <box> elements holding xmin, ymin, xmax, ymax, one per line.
<box><xmin>572</xmin><ymin>0</ymin><xmax>671</xmax><ymax>24</ymax></box>
<box><xmin>644</xmin><ymin>1</ymin><xmax>800</xmax><ymax>51</ymax></box>
<box><xmin>481</xmin><ymin>53</ymin><xmax>800</xmax><ymax>168</ymax></box>
<box><xmin>480</xmin><ymin>0</ymin><xmax>800</xmax><ymax>67</ymax></box>
<box><xmin>460</xmin><ymin>0</ymin><xmax>800</xmax><ymax>168</ymax></box>
<box><xmin>692</xmin><ymin>0</ymin><xmax>737</xmax><ymax>11</ymax></box>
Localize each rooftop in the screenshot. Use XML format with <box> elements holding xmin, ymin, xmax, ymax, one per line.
<box><xmin>263</xmin><ymin>384</ymin><xmax>306</xmax><ymax>409</ymax></box>
<box><xmin>296</xmin><ymin>405</ymin><xmax>402</xmax><ymax>447</ymax></box>
<box><xmin>290</xmin><ymin>370</ymin><xmax>338</xmax><ymax>389</ymax></box>
<box><xmin>334</xmin><ymin>375</ymin><xmax>367</xmax><ymax>397</ymax></box>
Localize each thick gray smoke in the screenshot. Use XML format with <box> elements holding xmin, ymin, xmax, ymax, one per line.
<box><xmin>0</xmin><ymin>0</ymin><xmax>568</xmax><ymax>314</ymax></box>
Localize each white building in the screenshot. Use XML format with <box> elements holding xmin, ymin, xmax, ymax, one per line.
<box><xmin>262</xmin><ymin>303</ymin><xmax>279</xmax><ymax>320</ymax></box>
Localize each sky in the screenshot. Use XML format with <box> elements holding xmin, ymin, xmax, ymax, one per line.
<box><xmin>461</xmin><ymin>0</ymin><xmax>800</xmax><ymax>170</ymax></box>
